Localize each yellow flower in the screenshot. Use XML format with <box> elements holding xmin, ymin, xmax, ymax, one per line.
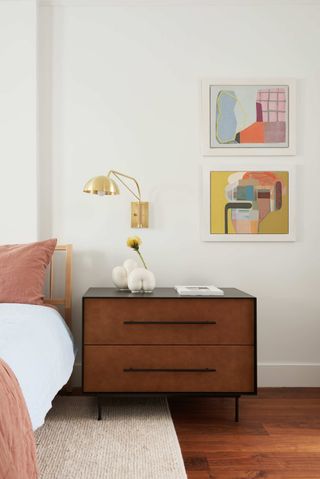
<box><xmin>127</xmin><ymin>236</ymin><xmax>142</xmax><ymax>250</ymax></box>
<box><xmin>127</xmin><ymin>236</ymin><xmax>148</xmax><ymax>269</ymax></box>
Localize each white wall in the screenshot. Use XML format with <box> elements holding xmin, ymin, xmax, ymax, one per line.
<box><xmin>0</xmin><ymin>0</ymin><xmax>38</xmax><ymax>243</ymax></box>
<box><xmin>38</xmin><ymin>0</ymin><xmax>320</xmax><ymax>386</ymax></box>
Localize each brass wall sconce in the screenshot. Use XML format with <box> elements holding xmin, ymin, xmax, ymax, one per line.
<box><xmin>83</xmin><ymin>170</ymin><xmax>149</xmax><ymax>228</ymax></box>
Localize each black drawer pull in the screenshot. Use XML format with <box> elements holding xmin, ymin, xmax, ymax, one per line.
<box><xmin>123</xmin><ymin>321</ymin><xmax>216</xmax><ymax>325</ymax></box>
<box><xmin>123</xmin><ymin>368</ymin><xmax>216</xmax><ymax>373</ymax></box>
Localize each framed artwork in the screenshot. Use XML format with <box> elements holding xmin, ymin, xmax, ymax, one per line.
<box><xmin>201</xmin><ymin>163</ymin><xmax>295</xmax><ymax>241</ymax></box>
<box><xmin>201</xmin><ymin>79</ymin><xmax>296</xmax><ymax>156</ymax></box>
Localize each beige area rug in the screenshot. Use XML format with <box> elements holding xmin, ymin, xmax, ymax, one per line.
<box><xmin>35</xmin><ymin>396</ymin><xmax>187</xmax><ymax>479</ymax></box>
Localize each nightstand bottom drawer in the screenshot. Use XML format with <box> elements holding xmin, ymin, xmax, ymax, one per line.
<box><xmin>83</xmin><ymin>345</ymin><xmax>254</xmax><ymax>393</ymax></box>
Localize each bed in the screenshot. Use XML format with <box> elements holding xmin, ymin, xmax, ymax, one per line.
<box><xmin>0</xmin><ymin>302</ymin><xmax>75</xmax><ymax>430</ymax></box>
<box><xmin>0</xmin><ymin>242</ymin><xmax>76</xmax><ymax>478</ymax></box>
<box><xmin>0</xmin><ymin>244</ymin><xmax>76</xmax><ymax>430</ymax></box>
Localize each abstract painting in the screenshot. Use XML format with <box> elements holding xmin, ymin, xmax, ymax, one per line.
<box><xmin>201</xmin><ymin>80</ymin><xmax>296</xmax><ymax>155</ymax></box>
<box><xmin>202</xmin><ymin>164</ymin><xmax>295</xmax><ymax>241</ymax></box>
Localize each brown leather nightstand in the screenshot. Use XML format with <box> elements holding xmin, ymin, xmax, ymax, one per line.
<box><xmin>82</xmin><ymin>287</ymin><xmax>257</xmax><ymax>421</ymax></box>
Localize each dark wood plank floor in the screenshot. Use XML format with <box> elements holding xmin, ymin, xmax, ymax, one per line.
<box><xmin>169</xmin><ymin>389</ymin><xmax>320</xmax><ymax>479</ymax></box>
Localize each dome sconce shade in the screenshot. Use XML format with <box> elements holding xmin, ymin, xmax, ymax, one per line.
<box><xmin>83</xmin><ymin>170</ymin><xmax>149</xmax><ymax>228</ymax></box>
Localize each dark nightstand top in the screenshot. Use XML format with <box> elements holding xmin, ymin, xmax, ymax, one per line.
<box><xmin>83</xmin><ymin>287</ymin><xmax>255</xmax><ymax>299</ymax></box>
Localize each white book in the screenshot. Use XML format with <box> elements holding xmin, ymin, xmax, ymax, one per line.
<box><xmin>174</xmin><ymin>285</ymin><xmax>224</xmax><ymax>296</ymax></box>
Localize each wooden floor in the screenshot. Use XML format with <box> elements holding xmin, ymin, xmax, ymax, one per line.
<box><xmin>169</xmin><ymin>389</ymin><xmax>320</xmax><ymax>479</ymax></box>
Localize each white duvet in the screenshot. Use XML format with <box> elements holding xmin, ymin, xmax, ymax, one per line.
<box><xmin>0</xmin><ymin>303</ymin><xmax>76</xmax><ymax>430</ymax></box>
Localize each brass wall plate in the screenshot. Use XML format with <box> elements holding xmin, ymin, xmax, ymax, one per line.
<box><xmin>131</xmin><ymin>202</ymin><xmax>149</xmax><ymax>228</ymax></box>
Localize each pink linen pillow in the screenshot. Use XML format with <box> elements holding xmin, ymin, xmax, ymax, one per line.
<box><xmin>0</xmin><ymin>238</ymin><xmax>57</xmax><ymax>305</ymax></box>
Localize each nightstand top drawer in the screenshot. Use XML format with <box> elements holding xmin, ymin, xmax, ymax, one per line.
<box><xmin>83</xmin><ymin>287</ymin><xmax>255</xmax><ymax>299</ymax></box>
<box><xmin>83</xmin><ymin>297</ymin><xmax>255</xmax><ymax>345</ymax></box>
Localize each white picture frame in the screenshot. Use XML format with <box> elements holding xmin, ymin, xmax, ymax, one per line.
<box><xmin>201</xmin><ymin>162</ymin><xmax>296</xmax><ymax>242</ymax></box>
<box><xmin>201</xmin><ymin>79</ymin><xmax>296</xmax><ymax>156</ymax></box>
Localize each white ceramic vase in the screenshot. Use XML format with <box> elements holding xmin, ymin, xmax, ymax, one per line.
<box><xmin>127</xmin><ymin>268</ymin><xmax>156</xmax><ymax>293</ymax></box>
<box><xmin>112</xmin><ymin>259</ymin><xmax>138</xmax><ymax>290</ymax></box>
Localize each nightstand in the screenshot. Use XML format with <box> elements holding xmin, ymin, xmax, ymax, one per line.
<box><xmin>82</xmin><ymin>287</ymin><xmax>257</xmax><ymax>421</ymax></box>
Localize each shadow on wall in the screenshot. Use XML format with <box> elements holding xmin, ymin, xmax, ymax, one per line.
<box><xmin>38</xmin><ymin>7</ymin><xmax>54</xmax><ymax>239</ymax></box>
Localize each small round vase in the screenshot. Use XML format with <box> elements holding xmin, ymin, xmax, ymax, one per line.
<box><xmin>111</xmin><ymin>266</ymin><xmax>128</xmax><ymax>290</ymax></box>
<box><xmin>127</xmin><ymin>268</ymin><xmax>156</xmax><ymax>293</ymax></box>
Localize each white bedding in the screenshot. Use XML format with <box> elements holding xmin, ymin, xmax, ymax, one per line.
<box><xmin>0</xmin><ymin>303</ymin><xmax>76</xmax><ymax>430</ymax></box>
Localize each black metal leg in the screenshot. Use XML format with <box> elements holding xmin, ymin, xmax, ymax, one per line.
<box><xmin>97</xmin><ymin>395</ymin><xmax>102</xmax><ymax>421</ymax></box>
<box><xmin>235</xmin><ymin>395</ymin><xmax>240</xmax><ymax>422</ymax></box>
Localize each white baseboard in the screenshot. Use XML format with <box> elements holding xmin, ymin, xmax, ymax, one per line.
<box><xmin>258</xmin><ymin>363</ymin><xmax>320</xmax><ymax>387</ymax></box>
<box><xmin>71</xmin><ymin>362</ymin><xmax>320</xmax><ymax>388</ymax></box>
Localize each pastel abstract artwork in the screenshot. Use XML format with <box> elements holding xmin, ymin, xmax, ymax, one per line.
<box><xmin>201</xmin><ymin>80</ymin><xmax>295</xmax><ymax>155</ymax></box>
<box><xmin>214</xmin><ymin>86</ymin><xmax>288</xmax><ymax>147</ymax></box>
<box><xmin>210</xmin><ymin>171</ymin><xmax>289</xmax><ymax>235</ymax></box>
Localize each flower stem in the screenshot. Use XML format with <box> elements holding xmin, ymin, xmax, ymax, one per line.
<box><xmin>136</xmin><ymin>250</ymin><xmax>148</xmax><ymax>269</ymax></box>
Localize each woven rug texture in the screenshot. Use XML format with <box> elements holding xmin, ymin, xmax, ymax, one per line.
<box><xmin>35</xmin><ymin>396</ymin><xmax>187</xmax><ymax>479</ymax></box>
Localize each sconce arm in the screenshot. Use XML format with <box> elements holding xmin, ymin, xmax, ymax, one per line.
<box><xmin>107</xmin><ymin>170</ymin><xmax>141</xmax><ymax>202</ymax></box>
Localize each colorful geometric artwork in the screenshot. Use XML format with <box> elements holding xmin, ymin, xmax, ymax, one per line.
<box><xmin>212</xmin><ymin>85</ymin><xmax>289</xmax><ymax>148</ymax></box>
<box><xmin>210</xmin><ymin>171</ymin><xmax>289</xmax><ymax>235</ymax></box>
<box><xmin>201</xmin><ymin>80</ymin><xmax>295</xmax><ymax>155</ymax></box>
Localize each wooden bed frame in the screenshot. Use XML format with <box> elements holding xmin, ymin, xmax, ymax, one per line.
<box><xmin>45</xmin><ymin>244</ymin><xmax>72</xmax><ymax>330</ymax></box>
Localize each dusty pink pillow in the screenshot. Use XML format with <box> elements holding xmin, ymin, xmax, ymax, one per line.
<box><xmin>0</xmin><ymin>238</ymin><xmax>57</xmax><ymax>305</ymax></box>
